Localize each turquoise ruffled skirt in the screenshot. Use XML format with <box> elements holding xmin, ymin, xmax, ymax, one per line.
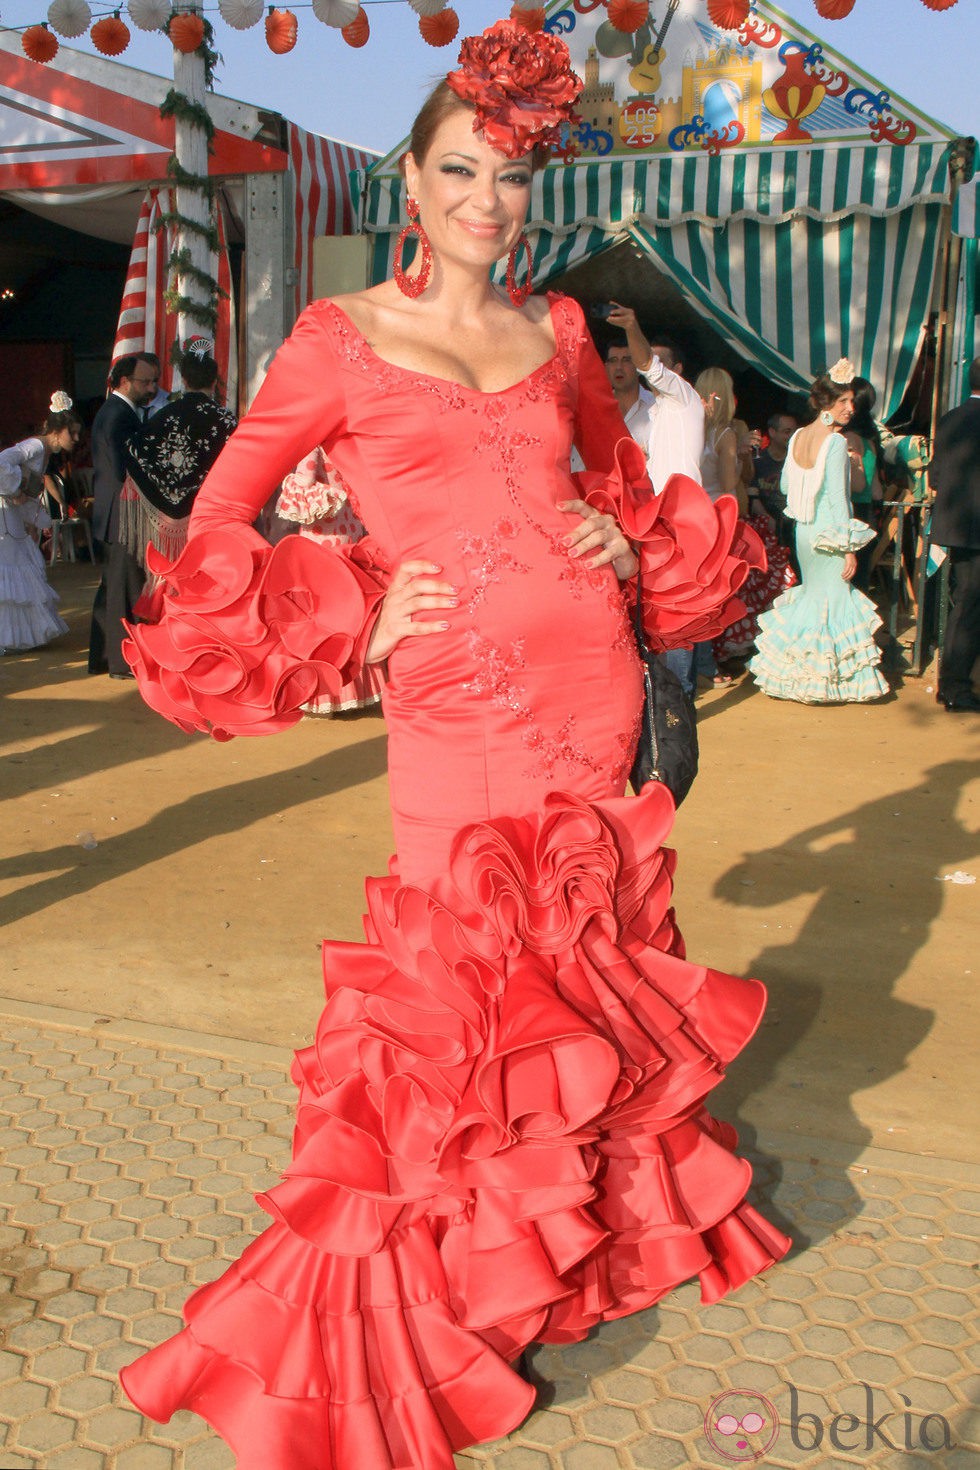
<box><xmin>749</xmin><ymin>520</ymin><xmax>888</xmax><ymax>704</ymax></box>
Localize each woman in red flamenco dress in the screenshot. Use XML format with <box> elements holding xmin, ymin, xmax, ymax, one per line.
<box><xmin>120</xmin><ymin>23</ymin><xmax>789</xmax><ymax>1468</ymax></box>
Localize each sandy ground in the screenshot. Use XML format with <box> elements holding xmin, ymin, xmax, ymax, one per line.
<box><xmin>3</xmin><ymin>562</ymin><xmax>977</xmax><ymax>1179</ymax></box>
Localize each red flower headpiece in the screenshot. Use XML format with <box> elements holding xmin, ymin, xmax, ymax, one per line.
<box><xmin>446</xmin><ymin>19</ymin><xmax>582</xmax><ymax>160</ymax></box>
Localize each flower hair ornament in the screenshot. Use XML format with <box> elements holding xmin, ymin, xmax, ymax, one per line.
<box><xmin>49</xmin><ymin>390</ymin><xmax>73</xmax><ymax>413</ymax></box>
<box><xmin>828</xmin><ymin>357</ymin><xmax>856</xmax><ymax>385</ymax></box>
<box><xmin>446</xmin><ymin>19</ymin><xmax>583</xmax><ymax>160</ymax></box>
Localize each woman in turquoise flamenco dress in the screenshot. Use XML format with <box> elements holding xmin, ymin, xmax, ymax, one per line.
<box><xmin>750</xmin><ymin>362</ymin><xmax>889</xmax><ymax>704</ymax></box>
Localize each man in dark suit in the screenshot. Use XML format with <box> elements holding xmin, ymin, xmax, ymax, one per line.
<box><xmin>87</xmin><ymin>354</ymin><xmax>159</xmax><ymax>676</ymax></box>
<box><xmin>930</xmin><ymin>357</ymin><xmax>980</xmax><ymax>713</ymax></box>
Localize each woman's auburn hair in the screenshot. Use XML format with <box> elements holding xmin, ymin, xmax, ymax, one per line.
<box><xmin>401</xmin><ymin>80</ymin><xmax>549</xmax><ymax>174</ymax></box>
<box><xmin>695</xmin><ymin>367</ymin><xmax>736</xmax><ymax>433</ymax></box>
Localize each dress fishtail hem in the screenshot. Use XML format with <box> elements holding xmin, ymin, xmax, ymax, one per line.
<box><xmin>121</xmin><ymin>782</ymin><xmax>789</xmax><ymax>1467</ymax></box>
<box><xmin>749</xmin><ymin>585</ymin><xmax>888</xmax><ymax>703</ymax></box>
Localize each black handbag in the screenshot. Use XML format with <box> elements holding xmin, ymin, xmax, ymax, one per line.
<box><xmin>628</xmin><ymin>569</ymin><xmax>699</xmax><ymax>806</ymax></box>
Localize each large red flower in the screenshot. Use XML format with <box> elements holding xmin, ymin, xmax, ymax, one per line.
<box><xmin>447</xmin><ymin>19</ymin><xmax>582</xmax><ymax>158</ymax></box>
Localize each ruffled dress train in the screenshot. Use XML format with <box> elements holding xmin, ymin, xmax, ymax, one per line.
<box><xmin>121</xmin><ymin>783</ymin><xmax>786</xmax><ymax>1469</ymax></box>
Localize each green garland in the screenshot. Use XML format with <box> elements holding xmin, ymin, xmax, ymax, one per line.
<box><xmin>154</xmin><ymin>207</ymin><xmax>220</xmax><ymax>253</ymax></box>
<box><xmin>156</xmin><ymin>15</ymin><xmax>228</xmax><ymax>356</ymax></box>
<box><xmin>169</xmin><ymin>247</ymin><xmax>229</xmax><ymax>300</ymax></box>
<box><xmin>163</xmin><ymin>289</ymin><xmax>219</xmax><ymax>331</ymax></box>
<box><xmin>166</xmin><ymin>155</ymin><xmax>214</xmax><ymax>196</ymax></box>
<box><xmin>160</xmin><ymin>88</ymin><xmax>215</xmax><ymax>145</ymax></box>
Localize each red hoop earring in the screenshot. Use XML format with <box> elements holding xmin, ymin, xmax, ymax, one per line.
<box><xmin>506</xmin><ymin>233</ymin><xmax>533</xmax><ymax>307</ymax></box>
<box><xmin>393</xmin><ymin>197</ymin><xmax>432</xmax><ymax>299</ymax></box>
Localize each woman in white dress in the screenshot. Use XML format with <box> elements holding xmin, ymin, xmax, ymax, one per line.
<box><xmin>0</xmin><ymin>393</ymin><xmax>80</xmax><ymax>653</ymax></box>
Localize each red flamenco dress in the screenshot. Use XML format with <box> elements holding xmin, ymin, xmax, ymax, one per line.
<box><xmin>121</xmin><ymin>295</ymin><xmax>789</xmax><ymax>1468</ymax></box>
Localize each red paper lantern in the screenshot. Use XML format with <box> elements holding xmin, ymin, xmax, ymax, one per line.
<box><xmin>814</xmin><ymin>0</ymin><xmax>856</xmax><ymax>18</ymax></box>
<box><xmin>22</xmin><ymin>23</ymin><xmax>59</xmax><ymax>62</ymax></box>
<box><xmin>707</xmin><ymin>0</ymin><xmax>750</xmax><ymax>29</ymax></box>
<box><xmin>342</xmin><ymin>5</ymin><xmax>370</xmax><ymax>45</ymax></box>
<box><xmin>419</xmin><ymin>6</ymin><xmax>459</xmax><ymax>46</ymax></box>
<box><xmin>920</xmin><ymin>0</ymin><xmax>958</xmax><ymax>10</ymax></box>
<box><xmin>608</xmin><ymin>0</ymin><xmax>648</xmax><ymax>33</ymax></box>
<box><xmin>168</xmin><ymin>11</ymin><xmax>206</xmax><ymax>51</ymax></box>
<box><xmin>90</xmin><ymin>13</ymin><xmax>131</xmax><ymax>54</ymax></box>
<box><xmin>509</xmin><ymin>3</ymin><xmax>545</xmax><ymax>33</ymax></box>
<box><xmin>265</xmin><ymin>7</ymin><xmax>297</xmax><ymax>51</ymax></box>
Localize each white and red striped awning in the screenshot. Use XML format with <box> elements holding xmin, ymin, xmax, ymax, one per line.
<box><xmin>113</xmin><ymin>188</ymin><xmax>175</xmax><ymax>367</ymax></box>
<box><xmin>288</xmin><ymin>125</ymin><xmax>377</xmax><ymax>314</ymax></box>
<box><xmin>0</xmin><ymin>43</ymin><xmax>285</xmax><ymax>191</ymax></box>
<box><xmin>113</xmin><ymin>186</ymin><xmax>238</xmax><ymax>406</ymax></box>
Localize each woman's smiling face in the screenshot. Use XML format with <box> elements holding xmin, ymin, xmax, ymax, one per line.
<box><xmin>404</xmin><ymin>106</ymin><xmax>533</xmax><ymax>273</ymax></box>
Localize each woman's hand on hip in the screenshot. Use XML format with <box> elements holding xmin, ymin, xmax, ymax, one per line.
<box><xmin>841</xmin><ymin>552</ymin><xmax>857</xmax><ymax>582</ymax></box>
<box><xmin>558</xmin><ymin>499</ymin><xmax>638</xmax><ymax>580</ymax></box>
<box><xmin>365</xmin><ymin>560</ymin><xmax>458</xmax><ymax>664</ymax></box>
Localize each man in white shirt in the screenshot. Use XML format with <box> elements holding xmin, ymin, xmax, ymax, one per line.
<box><xmin>603</xmin><ymin>341</ymin><xmax>654</xmax><ymax>460</ymax></box>
<box><xmin>606</xmin><ymin>305</ymin><xmax>704</xmax><ymax>493</ymax></box>
<box><xmin>606</xmin><ymin>305</ymin><xmax>707</xmax><ymax>698</ymax></box>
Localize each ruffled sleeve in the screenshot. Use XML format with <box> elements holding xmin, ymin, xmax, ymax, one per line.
<box><xmin>123</xmin><ymin>303</ymin><xmax>391</xmax><ymax>738</ymax></box>
<box><xmin>575</xmin><ymin>438</ymin><xmax>766</xmax><ymax>654</ymax></box>
<box><xmin>812</xmin><ymin>522</ymin><xmax>876</xmax><ymax>554</ymax></box>
<box><xmin>123</xmin><ymin>526</ymin><xmax>390</xmax><ymax>740</ymax></box>
<box><xmin>560</xmin><ymin>298</ymin><xmax>764</xmax><ymax>650</ymax></box>
<box><xmin>811</xmin><ymin>434</ymin><xmax>876</xmax><ymax>555</ymax></box>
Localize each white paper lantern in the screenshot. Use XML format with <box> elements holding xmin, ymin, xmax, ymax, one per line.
<box><xmin>312</xmin><ymin>0</ymin><xmax>360</xmax><ymax>27</ymax></box>
<box><xmin>408</xmin><ymin>0</ymin><xmax>448</xmax><ymax>16</ymax></box>
<box><xmin>126</xmin><ymin>0</ymin><xmax>170</xmax><ymax>31</ymax></box>
<box><xmin>47</xmin><ymin>0</ymin><xmax>92</xmax><ymax>37</ymax></box>
<box><xmin>218</xmin><ymin>0</ymin><xmax>265</xmax><ymax>29</ymax></box>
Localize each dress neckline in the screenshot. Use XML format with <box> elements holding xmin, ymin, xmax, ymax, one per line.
<box><xmin>325</xmin><ymin>294</ymin><xmax>564</xmax><ymax>398</ymax></box>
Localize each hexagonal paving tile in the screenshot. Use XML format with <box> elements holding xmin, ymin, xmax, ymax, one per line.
<box><xmin>1</xmin><ymin>1018</ymin><xmax>978</xmax><ymax>1468</ymax></box>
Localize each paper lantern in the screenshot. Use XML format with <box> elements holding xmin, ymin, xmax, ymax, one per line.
<box><xmin>265</xmin><ymin>7</ymin><xmax>298</xmax><ymax>51</ymax></box>
<box><xmin>22</xmin><ymin>23</ymin><xmax>59</xmax><ymax>61</ymax></box>
<box><xmin>91</xmin><ymin>13</ymin><xmax>131</xmax><ymax>53</ymax></box>
<box><xmin>342</xmin><ymin>5</ymin><xmax>370</xmax><ymax>45</ymax></box>
<box><xmin>47</xmin><ymin>0</ymin><xmax>91</xmax><ymax>38</ymax></box>
<box><xmin>127</xmin><ymin>0</ymin><xmax>169</xmax><ymax>29</ymax></box>
<box><xmin>509</xmin><ymin>3</ymin><xmax>545</xmax><ymax>32</ymax></box>
<box><xmin>313</xmin><ymin>0</ymin><xmax>359</xmax><ymax>26</ymax></box>
<box><xmin>814</xmin><ymin>0</ymin><xmax>856</xmax><ymax>17</ymax></box>
<box><xmin>217</xmin><ymin>0</ymin><xmax>263</xmax><ymax>28</ymax></box>
<box><xmin>408</xmin><ymin>0</ymin><xmax>446</xmax><ymax>14</ymax></box>
<box><xmin>706</xmin><ymin>0</ymin><xmax>750</xmax><ymax>29</ymax></box>
<box><xmin>419</xmin><ymin>5</ymin><xmax>458</xmax><ymax>45</ymax></box>
<box><xmin>608</xmin><ymin>0</ymin><xmax>647</xmax><ymax>33</ymax></box>
<box><xmin>920</xmin><ymin>0</ymin><xmax>958</xmax><ymax>9</ymax></box>
<box><xmin>168</xmin><ymin>10</ymin><xmax>206</xmax><ymax>51</ymax></box>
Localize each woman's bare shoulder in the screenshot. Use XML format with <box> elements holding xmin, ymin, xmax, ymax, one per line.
<box><xmin>314</xmin><ymin>284</ymin><xmax>396</xmax><ymax>335</ymax></box>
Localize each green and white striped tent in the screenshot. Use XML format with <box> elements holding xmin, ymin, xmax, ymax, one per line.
<box><xmin>950</xmin><ymin>147</ymin><xmax>980</xmax><ymax>401</ymax></box>
<box><xmin>362</xmin><ymin>0</ymin><xmax>974</xmax><ymax>416</ymax></box>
